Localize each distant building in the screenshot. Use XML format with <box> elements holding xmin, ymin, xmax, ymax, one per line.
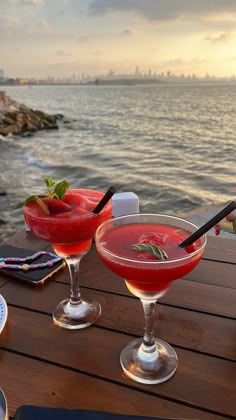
<box><xmin>135</xmin><ymin>65</ymin><xmax>141</xmax><ymax>76</ymax></box>
<box><xmin>0</xmin><ymin>68</ymin><xmax>4</xmax><ymax>80</ymax></box>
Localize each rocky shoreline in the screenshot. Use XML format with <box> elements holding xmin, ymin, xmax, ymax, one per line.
<box><xmin>0</xmin><ymin>91</ymin><xmax>63</xmax><ymax>136</ymax></box>
<box><xmin>0</xmin><ymin>91</ymin><xmax>66</xmax><ymax>242</ymax></box>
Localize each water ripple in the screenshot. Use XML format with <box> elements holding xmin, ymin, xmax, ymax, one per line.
<box><xmin>1</xmin><ymin>83</ymin><xmax>236</xmax><ymax>228</ymax></box>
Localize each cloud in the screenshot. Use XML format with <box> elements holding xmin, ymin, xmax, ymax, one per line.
<box><xmin>204</xmin><ymin>32</ymin><xmax>230</xmax><ymax>42</ymax></box>
<box><xmin>88</xmin><ymin>0</ymin><xmax>236</xmax><ymax>22</ymax></box>
<box><xmin>29</xmin><ymin>18</ymin><xmax>50</xmax><ymax>32</ymax></box>
<box><xmin>120</xmin><ymin>29</ymin><xmax>133</xmax><ymax>37</ymax></box>
<box><xmin>161</xmin><ymin>58</ymin><xmax>185</xmax><ymax>67</ymax></box>
<box><xmin>0</xmin><ymin>13</ymin><xmax>22</xmax><ymax>33</ymax></box>
<box><xmin>21</xmin><ymin>0</ymin><xmax>43</xmax><ymax>5</ymax></box>
<box><xmin>77</xmin><ymin>35</ymin><xmax>91</xmax><ymax>43</ymax></box>
<box><xmin>92</xmin><ymin>50</ymin><xmax>103</xmax><ymax>56</ymax></box>
<box><xmin>56</xmin><ymin>49</ymin><xmax>72</xmax><ymax>56</ymax></box>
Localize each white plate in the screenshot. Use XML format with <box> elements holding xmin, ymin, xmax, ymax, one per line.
<box><xmin>0</xmin><ymin>295</ymin><xmax>8</xmax><ymax>334</ymax></box>
<box><xmin>0</xmin><ymin>388</ymin><xmax>8</xmax><ymax>420</ymax></box>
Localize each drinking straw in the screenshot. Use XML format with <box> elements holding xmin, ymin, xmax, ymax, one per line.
<box><xmin>92</xmin><ymin>186</ymin><xmax>116</xmax><ymax>214</ymax></box>
<box><xmin>179</xmin><ymin>200</ymin><xmax>236</xmax><ymax>248</ymax></box>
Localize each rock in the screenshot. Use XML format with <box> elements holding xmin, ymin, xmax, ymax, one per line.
<box><xmin>0</xmin><ymin>91</ymin><xmax>63</xmax><ymax>136</ymax></box>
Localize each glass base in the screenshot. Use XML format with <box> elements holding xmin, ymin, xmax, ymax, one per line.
<box><xmin>120</xmin><ymin>337</ymin><xmax>178</xmax><ymax>384</ymax></box>
<box><xmin>53</xmin><ymin>297</ymin><xmax>101</xmax><ymax>329</ymax></box>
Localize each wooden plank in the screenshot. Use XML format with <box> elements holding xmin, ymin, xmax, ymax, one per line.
<box><xmin>5</xmin><ymin>232</ymin><xmax>236</xmax><ymax>292</ymax></box>
<box><xmin>5</xmin><ymin>230</ymin><xmax>236</xmax><ymax>266</ymax></box>
<box><xmin>0</xmin><ymin>278</ymin><xmax>8</xmax><ymax>287</ymax></box>
<box><xmin>1</xmin><ymin>281</ymin><xmax>235</xmax><ymax>361</ymax></box>
<box><xmin>203</xmin><ymin>236</ymin><xmax>236</xmax><ymax>263</ymax></box>
<box><xmin>1</xmin><ymin>351</ymin><xmax>219</xmax><ymax>420</ymax></box>
<box><xmin>1</xmin><ymin>241</ymin><xmax>235</xmax><ymax>317</ymax></box>
<box><xmin>183</xmin><ymin>259</ymin><xmax>236</xmax><ymax>288</ymax></box>
<box><xmin>4</xmin><ymin>233</ymin><xmax>236</xmax><ymax>317</ymax></box>
<box><xmin>160</xmin><ymin>279</ymin><xmax>236</xmax><ymax>318</ymax></box>
<box><xmin>6</xmin><ymin>230</ymin><xmax>49</xmax><ymax>251</ymax></box>
<box><xmin>81</xmin><ymin>249</ymin><xmax>236</xmax><ymax>318</ymax></box>
<box><xmin>81</xmin><ymin>264</ymin><xmax>236</xmax><ymax>318</ymax></box>
<box><xmin>1</xmin><ymin>306</ymin><xmax>235</xmax><ymax>417</ymax></box>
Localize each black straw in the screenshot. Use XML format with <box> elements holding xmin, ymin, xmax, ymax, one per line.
<box><xmin>179</xmin><ymin>200</ymin><xmax>236</xmax><ymax>248</ymax></box>
<box><xmin>92</xmin><ymin>186</ymin><xmax>116</xmax><ymax>214</ymax></box>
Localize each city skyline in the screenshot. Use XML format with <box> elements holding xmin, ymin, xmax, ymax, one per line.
<box><xmin>1</xmin><ymin>0</ymin><xmax>236</xmax><ymax>79</ymax></box>
<box><xmin>1</xmin><ymin>66</ymin><xmax>235</xmax><ymax>85</ymax></box>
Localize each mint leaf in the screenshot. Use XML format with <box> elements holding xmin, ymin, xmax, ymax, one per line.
<box><xmin>131</xmin><ymin>243</ymin><xmax>168</xmax><ymax>260</ymax></box>
<box><xmin>14</xmin><ymin>194</ymin><xmax>47</xmax><ymax>209</ymax></box>
<box><xmin>54</xmin><ymin>180</ymin><xmax>70</xmax><ymax>200</ymax></box>
<box><xmin>43</xmin><ymin>177</ymin><xmax>57</xmax><ymax>198</ymax></box>
<box><xmin>43</xmin><ymin>177</ymin><xmax>56</xmax><ymax>190</ymax></box>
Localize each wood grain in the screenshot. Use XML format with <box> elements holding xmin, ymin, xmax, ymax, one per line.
<box><xmin>0</xmin><ymin>351</ymin><xmax>224</xmax><ymax>420</ymax></box>
<box><xmin>0</xmin><ymin>231</ymin><xmax>235</xmax><ymax>419</ymax></box>
<box><xmin>0</xmin><ymin>306</ymin><xmax>235</xmax><ymax>417</ymax></box>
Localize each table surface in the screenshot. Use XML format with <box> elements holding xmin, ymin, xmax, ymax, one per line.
<box><xmin>0</xmin><ymin>230</ymin><xmax>235</xmax><ymax>420</ymax></box>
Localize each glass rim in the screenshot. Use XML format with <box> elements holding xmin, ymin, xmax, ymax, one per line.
<box><xmin>95</xmin><ymin>213</ymin><xmax>207</xmax><ymax>265</ymax></box>
<box><xmin>23</xmin><ymin>188</ymin><xmax>112</xmax><ymax>222</ymax></box>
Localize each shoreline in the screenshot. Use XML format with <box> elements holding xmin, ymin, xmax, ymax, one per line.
<box><xmin>0</xmin><ymin>91</ymin><xmax>63</xmax><ymax>136</ymax></box>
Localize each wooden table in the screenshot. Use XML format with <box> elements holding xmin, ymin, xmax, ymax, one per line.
<box><xmin>0</xmin><ymin>231</ymin><xmax>235</xmax><ymax>419</ymax></box>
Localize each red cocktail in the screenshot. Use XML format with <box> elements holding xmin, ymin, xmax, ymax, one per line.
<box><xmin>24</xmin><ymin>188</ymin><xmax>112</xmax><ymax>329</ymax></box>
<box><xmin>95</xmin><ymin>214</ymin><xmax>206</xmax><ymax>384</ymax></box>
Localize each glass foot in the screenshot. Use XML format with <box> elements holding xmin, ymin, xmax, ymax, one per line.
<box><xmin>53</xmin><ymin>297</ymin><xmax>101</xmax><ymax>329</ymax></box>
<box><xmin>120</xmin><ymin>337</ymin><xmax>178</xmax><ymax>384</ymax></box>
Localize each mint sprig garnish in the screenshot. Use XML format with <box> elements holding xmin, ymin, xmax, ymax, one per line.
<box><xmin>15</xmin><ymin>177</ymin><xmax>70</xmax><ymax>209</ymax></box>
<box><xmin>53</xmin><ymin>180</ymin><xmax>70</xmax><ymax>200</ymax></box>
<box><xmin>131</xmin><ymin>243</ymin><xmax>168</xmax><ymax>260</ymax></box>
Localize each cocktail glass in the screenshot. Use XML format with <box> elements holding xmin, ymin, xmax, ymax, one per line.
<box><xmin>23</xmin><ymin>189</ymin><xmax>112</xmax><ymax>329</ymax></box>
<box><xmin>95</xmin><ymin>213</ymin><xmax>206</xmax><ymax>384</ymax></box>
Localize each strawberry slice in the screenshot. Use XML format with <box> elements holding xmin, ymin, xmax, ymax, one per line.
<box><xmin>47</xmin><ymin>199</ymin><xmax>72</xmax><ymax>215</ymax></box>
<box><xmin>74</xmin><ymin>207</ymin><xmax>88</xmax><ymax>216</ymax></box>
<box><xmin>63</xmin><ymin>192</ymin><xmax>87</xmax><ymax>208</ymax></box>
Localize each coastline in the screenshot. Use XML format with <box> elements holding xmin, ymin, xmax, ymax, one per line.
<box><xmin>0</xmin><ymin>91</ymin><xmax>63</xmax><ymax>136</ymax></box>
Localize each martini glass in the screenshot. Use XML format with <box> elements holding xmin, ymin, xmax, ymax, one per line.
<box><xmin>95</xmin><ymin>213</ymin><xmax>206</xmax><ymax>384</ymax></box>
<box><xmin>23</xmin><ymin>189</ymin><xmax>112</xmax><ymax>329</ymax></box>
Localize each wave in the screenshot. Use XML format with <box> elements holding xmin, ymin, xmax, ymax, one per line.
<box><xmin>22</xmin><ymin>150</ymin><xmax>74</xmax><ymax>170</ymax></box>
<box><xmin>23</xmin><ymin>150</ymin><xmax>57</xmax><ymax>168</ymax></box>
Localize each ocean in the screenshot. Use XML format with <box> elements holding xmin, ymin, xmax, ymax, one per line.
<box><xmin>1</xmin><ymin>82</ymin><xmax>236</xmax><ymax>240</ymax></box>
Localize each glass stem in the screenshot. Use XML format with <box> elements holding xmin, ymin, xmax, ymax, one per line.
<box><xmin>66</xmin><ymin>257</ymin><xmax>82</xmax><ymax>306</ymax></box>
<box><xmin>141</xmin><ymin>299</ymin><xmax>157</xmax><ymax>351</ymax></box>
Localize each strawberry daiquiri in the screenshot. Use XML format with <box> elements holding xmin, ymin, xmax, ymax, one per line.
<box><xmin>97</xmin><ymin>222</ymin><xmax>203</xmax><ymax>299</ymax></box>
<box><xmin>22</xmin><ymin>177</ymin><xmax>113</xmax><ymax>329</ymax></box>
<box><xmin>95</xmin><ymin>213</ymin><xmax>206</xmax><ymax>384</ymax></box>
<box><xmin>24</xmin><ymin>189</ymin><xmax>112</xmax><ymax>257</ymax></box>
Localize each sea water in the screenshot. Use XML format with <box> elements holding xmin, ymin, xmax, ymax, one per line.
<box><xmin>1</xmin><ymin>82</ymin><xmax>236</xmax><ymax>238</ymax></box>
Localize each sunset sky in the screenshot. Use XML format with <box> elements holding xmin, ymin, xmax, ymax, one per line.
<box><xmin>0</xmin><ymin>0</ymin><xmax>236</xmax><ymax>79</ymax></box>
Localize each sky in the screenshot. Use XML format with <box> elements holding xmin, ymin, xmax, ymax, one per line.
<box><xmin>0</xmin><ymin>0</ymin><xmax>236</xmax><ymax>79</ymax></box>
